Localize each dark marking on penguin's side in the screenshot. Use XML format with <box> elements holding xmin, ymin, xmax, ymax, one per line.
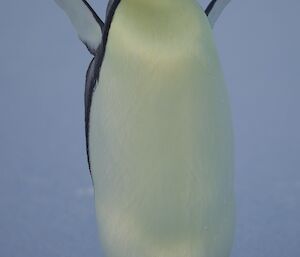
<box><xmin>84</xmin><ymin>0</ymin><xmax>122</xmax><ymax>172</ymax></box>
<box><xmin>106</xmin><ymin>0</ymin><xmax>116</xmax><ymax>17</ymax></box>
<box><xmin>84</xmin><ymin>57</ymin><xmax>96</xmax><ymax>170</ymax></box>
<box><xmin>82</xmin><ymin>0</ymin><xmax>104</xmax><ymax>31</ymax></box>
<box><xmin>80</xmin><ymin>0</ymin><xmax>104</xmax><ymax>55</ymax></box>
<box><xmin>205</xmin><ymin>0</ymin><xmax>217</xmax><ymax>16</ymax></box>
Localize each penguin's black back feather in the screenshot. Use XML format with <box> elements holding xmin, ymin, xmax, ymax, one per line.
<box><xmin>82</xmin><ymin>0</ymin><xmax>104</xmax><ymax>31</ymax></box>
<box><xmin>205</xmin><ymin>0</ymin><xmax>217</xmax><ymax>16</ymax></box>
<box><xmin>84</xmin><ymin>0</ymin><xmax>122</xmax><ymax>173</ymax></box>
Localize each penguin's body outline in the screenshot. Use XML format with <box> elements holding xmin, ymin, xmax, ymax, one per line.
<box><xmin>54</xmin><ymin>1</ymin><xmax>234</xmax><ymax>257</ymax></box>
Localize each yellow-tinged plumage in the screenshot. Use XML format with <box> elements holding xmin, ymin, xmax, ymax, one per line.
<box><xmin>88</xmin><ymin>1</ymin><xmax>235</xmax><ymax>257</ymax></box>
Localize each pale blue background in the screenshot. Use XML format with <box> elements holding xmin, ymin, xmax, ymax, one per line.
<box><xmin>0</xmin><ymin>0</ymin><xmax>299</xmax><ymax>256</ymax></box>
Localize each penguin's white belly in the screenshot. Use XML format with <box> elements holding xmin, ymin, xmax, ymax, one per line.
<box><xmin>89</xmin><ymin>3</ymin><xmax>234</xmax><ymax>257</ymax></box>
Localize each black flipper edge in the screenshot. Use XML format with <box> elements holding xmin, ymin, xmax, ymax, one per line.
<box><xmin>205</xmin><ymin>0</ymin><xmax>231</xmax><ymax>27</ymax></box>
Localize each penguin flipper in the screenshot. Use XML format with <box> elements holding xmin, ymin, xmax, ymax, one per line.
<box><xmin>205</xmin><ymin>0</ymin><xmax>231</xmax><ymax>27</ymax></box>
<box><xmin>84</xmin><ymin>57</ymin><xmax>98</xmax><ymax>172</ymax></box>
<box><xmin>55</xmin><ymin>0</ymin><xmax>103</xmax><ymax>55</ymax></box>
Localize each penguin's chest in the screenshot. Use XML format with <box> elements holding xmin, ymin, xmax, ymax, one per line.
<box><xmin>88</xmin><ymin>3</ymin><xmax>233</xmax><ymax>245</ymax></box>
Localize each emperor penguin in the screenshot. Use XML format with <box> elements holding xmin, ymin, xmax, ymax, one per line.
<box><xmin>54</xmin><ymin>0</ymin><xmax>235</xmax><ymax>257</ymax></box>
